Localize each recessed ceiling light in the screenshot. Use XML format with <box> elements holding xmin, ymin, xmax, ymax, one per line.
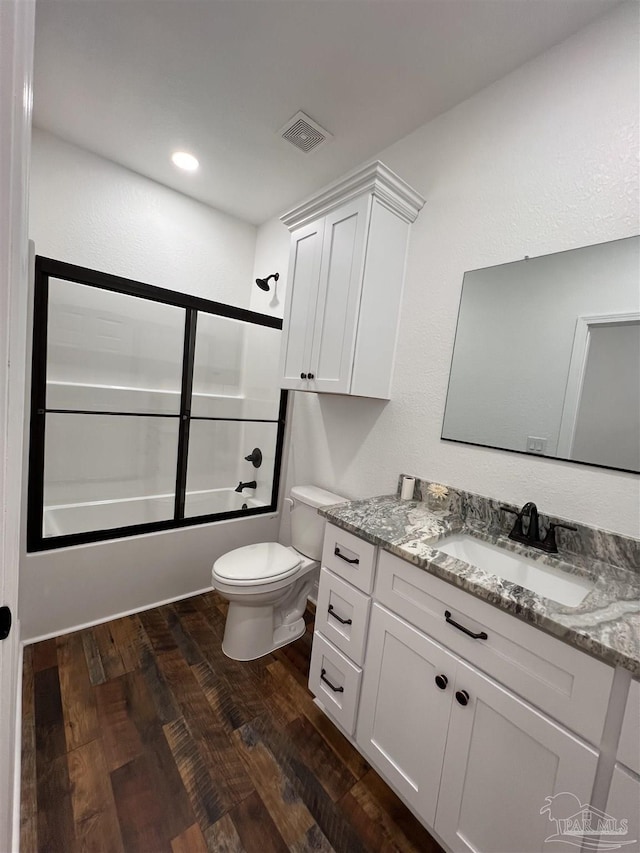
<box><xmin>171</xmin><ymin>151</ymin><xmax>199</xmax><ymax>172</ymax></box>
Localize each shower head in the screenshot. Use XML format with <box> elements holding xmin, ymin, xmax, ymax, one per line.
<box><xmin>255</xmin><ymin>272</ymin><xmax>279</xmax><ymax>291</ymax></box>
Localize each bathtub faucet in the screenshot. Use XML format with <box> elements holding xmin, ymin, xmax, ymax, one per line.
<box><xmin>235</xmin><ymin>480</ymin><xmax>257</xmax><ymax>493</ymax></box>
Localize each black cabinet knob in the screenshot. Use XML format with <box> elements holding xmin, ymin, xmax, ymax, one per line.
<box><xmin>300</xmin><ymin>372</ymin><xmax>307</xmax><ymax>379</ymax></box>
<box><xmin>435</xmin><ymin>674</ymin><xmax>448</xmax><ymax>690</ymax></box>
<box><xmin>455</xmin><ymin>690</ymin><xmax>470</xmax><ymax>706</ymax></box>
<box><xmin>308</xmin><ymin>372</ymin><xmax>314</xmax><ymax>379</ymax></box>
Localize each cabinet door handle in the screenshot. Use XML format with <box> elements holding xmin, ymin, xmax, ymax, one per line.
<box><xmin>456</xmin><ymin>690</ymin><xmax>470</xmax><ymax>706</ymax></box>
<box><xmin>308</xmin><ymin>372</ymin><xmax>315</xmax><ymax>379</ymax></box>
<box><xmin>435</xmin><ymin>674</ymin><xmax>448</xmax><ymax>690</ymax></box>
<box><xmin>300</xmin><ymin>373</ymin><xmax>308</xmax><ymax>379</ymax></box>
<box><xmin>444</xmin><ymin>610</ymin><xmax>488</xmax><ymax>640</ymax></box>
<box><xmin>334</xmin><ymin>547</ymin><xmax>359</xmax><ymax>565</ymax></box>
<box><xmin>327</xmin><ymin>604</ymin><xmax>352</xmax><ymax>626</ymax></box>
<box><xmin>320</xmin><ymin>668</ymin><xmax>344</xmax><ymax>693</ymax></box>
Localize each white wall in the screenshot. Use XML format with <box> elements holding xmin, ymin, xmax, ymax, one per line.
<box><xmin>274</xmin><ymin>2</ymin><xmax>640</xmax><ymax>539</ymax></box>
<box><xmin>21</xmin><ymin>131</ymin><xmax>285</xmax><ymax>641</ymax></box>
<box><xmin>29</xmin><ymin>129</ymin><xmax>257</xmax><ymax>301</ymax></box>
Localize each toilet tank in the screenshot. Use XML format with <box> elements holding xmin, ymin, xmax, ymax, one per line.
<box><xmin>290</xmin><ymin>485</ymin><xmax>345</xmax><ymax>560</ymax></box>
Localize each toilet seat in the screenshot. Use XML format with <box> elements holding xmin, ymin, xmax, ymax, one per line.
<box><xmin>213</xmin><ymin>542</ymin><xmax>302</xmax><ymax>586</ymax></box>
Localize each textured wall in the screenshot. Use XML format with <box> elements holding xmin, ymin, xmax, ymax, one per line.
<box><xmin>277</xmin><ymin>3</ymin><xmax>640</xmax><ymax>538</ymax></box>
<box><xmin>22</xmin><ymin>133</ymin><xmax>283</xmax><ymax>640</ymax></box>
<box><xmin>29</xmin><ymin>129</ymin><xmax>256</xmax><ymax>303</ymax></box>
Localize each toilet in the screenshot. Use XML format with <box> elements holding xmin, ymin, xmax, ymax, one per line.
<box><xmin>212</xmin><ymin>485</ymin><xmax>345</xmax><ymax>660</ymax></box>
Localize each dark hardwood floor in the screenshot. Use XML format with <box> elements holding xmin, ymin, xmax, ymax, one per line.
<box><xmin>20</xmin><ymin>591</ymin><xmax>443</xmax><ymax>853</ymax></box>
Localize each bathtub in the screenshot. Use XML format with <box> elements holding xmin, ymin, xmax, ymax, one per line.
<box><xmin>43</xmin><ymin>487</ymin><xmax>265</xmax><ymax>538</ymax></box>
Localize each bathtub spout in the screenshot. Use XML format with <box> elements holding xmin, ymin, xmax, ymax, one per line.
<box><xmin>235</xmin><ymin>480</ymin><xmax>257</xmax><ymax>493</ymax></box>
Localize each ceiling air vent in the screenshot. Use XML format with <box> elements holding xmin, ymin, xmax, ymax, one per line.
<box><xmin>279</xmin><ymin>111</ymin><xmax>332</xmax><ymax>154</ymax></box>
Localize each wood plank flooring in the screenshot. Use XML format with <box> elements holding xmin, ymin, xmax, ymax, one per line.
<box><xmin>20</xmin><ymin>591</ymin><xmax>444</xmax><ymax>853</ymax></box>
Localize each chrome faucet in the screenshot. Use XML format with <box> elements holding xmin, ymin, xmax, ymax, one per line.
<box><xmin>235</xmin><ymin>480</ymin><xmax>257</xmax><ymax>493</ymax></box>
<box><xmin>500</xmin><ymin>502</ymin><xmax>576</xmax><ymax>554</ymax></box>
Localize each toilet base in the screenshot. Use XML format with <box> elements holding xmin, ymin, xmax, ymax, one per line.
<box><xmin>220</xmin><ymin>601</ymin><xmax>307</xmax><ymax>661</ymax></box>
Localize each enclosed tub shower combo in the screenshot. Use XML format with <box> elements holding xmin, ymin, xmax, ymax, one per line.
<box><xmin>27</xmin><ymin>257</ymin><xmax>287</xmax><ymax>550</ymax></box>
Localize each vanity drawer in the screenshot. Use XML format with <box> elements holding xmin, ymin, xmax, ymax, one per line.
<box><xmin>322</xmin><ymin>523</ymin><xmax>377</xmax><ymax>593</ymax></box>
<box><xmin>375</xmin><ymin>550</ymin><xmax>613</xmax><ymax>744</ymax></box>
<box><xmin>315</xmin><ymin>567</ymin><xmax>371</xmax><ymax>665</ymax></box>
<box><xmin>309</xmin><ymin>632</ymin><xmax>362</xmax><ymax>735</ymax></box>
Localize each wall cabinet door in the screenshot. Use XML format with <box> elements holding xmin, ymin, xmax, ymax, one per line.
<box><xmin>279</xmin><ymin>219</ymin><xmax>324</xmax><ymax>389</ymax></box>
<box><xmin>308</xmin><ymin>195</ymin><xmax>370</xmax><ymax>394</ymax></box>
<box><xmin>356</xmin><ymin>604</ymin><xmax>453</xmax><ymax>826</ymax></box>
<box><xmin>435</xmin><ymin>660</ymin><xmax>599</xmax><ymax>853</ymax></box>
<box><xmin>279</xmin><ymin>162</ymin><xmax>424</xmax><ymax>398</ymax></box>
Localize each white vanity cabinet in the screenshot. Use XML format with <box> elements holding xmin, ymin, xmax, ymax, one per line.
<box><xmin>355</xmin><ymin>603</ymin><xmax>454</xmax><ymax>826</ymax></box>
<box><xmin>279</xmin><ymin>161</ymin><xmax>424</xmax><ymax>399</ymax></box>
<box><xmin>308</xmin><ymin>524</ymin><xmax>377</xmax><ymax>735</ymax></box>
<box><xmin>308</xmin><ymin>522</ymin><xmax>631</xmax><ymax>853</ymax></box>
<box><xmin>357</xmin><ymin>602</ymin><xmax>598</xmax><ymax>852</ymax></box>
<box><xmin>606</xmin><ymin>679</ymin><xmax>640</xmax><ymax>851</ymax></box>
<box><xmin>434</xmin><ymin>659</ymin><xmax>598</xmax><ymax>853</ymax></box>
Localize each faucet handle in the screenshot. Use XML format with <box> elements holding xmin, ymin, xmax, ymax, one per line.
<box><xmin>499</xmin><ymin>506</ymin><xmax>519</xmax><ymax>516</ymax></box>
<box><xmin>500</xmin><ymin>506</ymin><xmax>526</xmax><ymax>541</ymax></box>
<box><xmin>541</xmin><ymin>522</ymin><xmax>577</xmax><ymax>554</ymax></box>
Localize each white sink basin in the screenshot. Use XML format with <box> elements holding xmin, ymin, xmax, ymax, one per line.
<box><xmin>435</xmin><ymin>534</ymin><xmax>594</xmax><ymax>607</ymax></box>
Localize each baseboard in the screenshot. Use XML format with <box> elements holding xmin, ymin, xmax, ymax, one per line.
<box><xmin>11</xmin><ymin>636</ymin><xmax>23</xmax><ymax>852</ymax></box>
<box><xmin>22</xmin><ymin>585</ymin><xmax>214</xmax><ymax>645</ymax></box>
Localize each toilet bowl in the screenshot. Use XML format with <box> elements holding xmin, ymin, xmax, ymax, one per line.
<box><xmin>212</xmin><ymin>485</ymin><xmax>344</xmax><ymax>660</ymax></box>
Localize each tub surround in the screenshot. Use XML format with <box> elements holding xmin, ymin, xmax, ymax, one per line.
<box><xmin>318</xmin><ymin>477</ymin><xmax>640</xmax><ymax>674</ymax></box>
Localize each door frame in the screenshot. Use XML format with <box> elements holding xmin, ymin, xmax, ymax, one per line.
<box><xmin>557</xmin><ymin>312</ymin><xmax>640</xmax><ymax>459</ymax></box>
<box><xmin>0</xmin><ymin>0</ymin><xmax>35</xmax><ymax>846</ymax></box>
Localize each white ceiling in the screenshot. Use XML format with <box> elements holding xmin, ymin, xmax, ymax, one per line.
<box><xmin>33</xmin><ymin>0</ymin><xmax>619</xmax><ymax>225</ymax></box>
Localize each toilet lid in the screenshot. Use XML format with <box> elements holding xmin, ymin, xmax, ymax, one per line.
<box><xmin>213</xmin><ymin>542</ymin><xmax>301</xmax><ymax>582</ymax></box>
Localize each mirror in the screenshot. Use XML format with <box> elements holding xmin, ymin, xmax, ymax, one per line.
<box><xmin>442</xmin><ymin>236</ymin><xmax>640</xmax><ymax>473</ymax></box>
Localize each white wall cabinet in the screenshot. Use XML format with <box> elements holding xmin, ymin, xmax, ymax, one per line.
<box><xmin>279</xmin><ymin>161</ymin><xmax>424</xmax><ymax>399</ymax></box>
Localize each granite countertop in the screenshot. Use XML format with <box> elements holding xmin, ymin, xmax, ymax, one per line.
<box><xmin>319</xmin><ymin>494</ymin><xmax>640</xmax><ymax>675</ymax></box>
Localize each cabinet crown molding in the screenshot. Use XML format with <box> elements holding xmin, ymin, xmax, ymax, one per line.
<box><xmin>281</xmin><ymin>160</ymin><xmax>425</xmax><ymax>231</ymax></box>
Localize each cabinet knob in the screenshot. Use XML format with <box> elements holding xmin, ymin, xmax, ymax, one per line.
<box><xmin>300</xmin><ymin>372</ymin><xmax>307</xmax><ymax>379</ymax></box>
<box><xmin>308</xmin><ymin>372</ymin><xmax>314</xmax><ymax>379</ymax></box>
<box><xmin>455</xmin><ymin>690</ymin><xmax>470</xmax><ymax>706</ymax></box>
<box><xmin>435</xmin><ymin>674</ymin><xmax>448</xmax><ymax>690</ymax></box>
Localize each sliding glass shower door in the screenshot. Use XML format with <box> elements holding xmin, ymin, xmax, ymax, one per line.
<box><xmin>28</xmin><ymin>257</ymin><xmax>287</xmax><ymax>550</ymax></box>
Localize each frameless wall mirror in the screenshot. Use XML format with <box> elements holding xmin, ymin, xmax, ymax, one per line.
<box><xmin>442</xmin><ymin>236</ymin><xmax>640</xmax><ymax>474</ymax></box>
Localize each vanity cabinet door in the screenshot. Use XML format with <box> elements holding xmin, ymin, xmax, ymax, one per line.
<box><xmin>356</xmin><ymin>604</ymin><xmax>453</xmax><ymax>827</ymax></box>
<box><xmin>618</xmin><ymin>678</ymin><xmax>640</xmax><ymax>775</ymax></box>
<box><xmin>435</xmin><ymin>659</ymin><xmax>598</xmax><ymax>853</ymax></box>
<box><xmin>279</xmin><ymin>218</ymin><xmax>324</xmax><ymax>390</ymax></box>
<box><xmin>606</xmin><ymin>764</ymin><xmax>640</xmax><ymax>851</ymax></box>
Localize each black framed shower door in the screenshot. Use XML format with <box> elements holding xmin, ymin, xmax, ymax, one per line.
<box><xmin>27</xmin><ymin>256</ymin><xmax>288</xmax><ymax>552</ymax></box>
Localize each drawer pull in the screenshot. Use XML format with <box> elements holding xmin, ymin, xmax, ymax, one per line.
<box><xmin>320</xmin><ymin>668</ymin><xmax>344</xmax><ymax>693</ymax></box>
<box><xmin>334</xmin><ymin>547</ymin><xmax>359</xmax><ymax>565</ymax></box>
<box><xmin>327</xmin><ymin>604</ymin><xmax>353</xmax><ymax>626</ymax></box>
<box><xmin>445</xmin><ymin>610</ymin><xmax>488</xmax><ymax>641</ymax></box>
